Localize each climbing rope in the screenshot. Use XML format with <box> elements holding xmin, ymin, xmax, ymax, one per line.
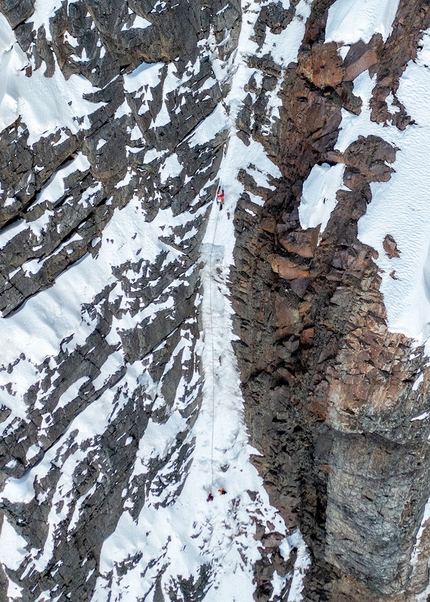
<box><xmin>208</xmin><ymin>187</ymin><xmax>221</xmax><ymax>493</ymax></box>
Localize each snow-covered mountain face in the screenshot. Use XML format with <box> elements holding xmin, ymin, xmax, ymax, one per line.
<box><xmin>2</xmin><ymin>0</ymin><xmax>430</xmax><ymax>600</ymax></box>
<box><xmin>0</xmin><ymin>0</ymin><xmax>309</xmax><ymax>601</ymax></box>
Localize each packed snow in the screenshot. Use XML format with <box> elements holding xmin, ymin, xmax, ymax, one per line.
<box><xmin>0</xmin><ymin>14</ymin><xmax>104</xmax><ymax>144</ymax></box>
<box><xmin>325</xmin><ymin>0</ymin><xmax>400</xmax><ymax>45</ymax></box>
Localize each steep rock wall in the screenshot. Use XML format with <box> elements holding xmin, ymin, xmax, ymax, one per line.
<box><xmin>232</xmin><ymin>0</ymin><xmax>430</xmax><ymax>600</ymax></box>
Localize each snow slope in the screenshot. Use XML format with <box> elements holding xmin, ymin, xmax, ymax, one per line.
<box><xmin>325</xmin><ymin>0</ymin><xmax>400</xmax><ymax>45</ymax></box>
<box><xmin>0</xmin><ymin>0</ymin><xmax>312</xmax><ymax>600</ymax></box>
<box><xmin>335</xmin><ymin>31</ymin><xmax>430</xmax><ymax>353</ymax></box>
<box><xmin>300</xmin><ymin>5</ymin><xmax>430</xmax><ymax>354</ymax></box>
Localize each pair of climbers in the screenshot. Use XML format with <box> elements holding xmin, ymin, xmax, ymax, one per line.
<box><xmin>206</xmin><ymin>488</ymin><xmax>227</xmax><ymax>502</ymax></box>
<box><xmin>216</xmin><ymin>186</ymin><xmax>225</xmax><ymax>210</ymax></box>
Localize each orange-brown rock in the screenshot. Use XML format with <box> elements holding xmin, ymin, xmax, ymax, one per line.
<box><xmin>344</xmin><ymin>47</ymin><xmax>379</xmax><ymax>81</ymax></box>
<box><xmin>278</xmin><ymin>227</ymin><xmax>319</xmax><ymax>258</ymax></box>
<box><xmin>232</xmin><ymin>1</ymin><xmax>430</xmax><ymax>600</ymax></box>
<box><xmin>274</xmin><ymin>296</ymin><xmax>302</xmax><ymax>336</ymax></box>
<box><xmin>343</xmin><ymin>38</ymin><xmax>381</xmax><ymax>81</ymax></box>
<box><xmin>269</xmin><ymin>254</ymin><xmax>310</xmax><ymax>280</ymax></box>
<box><xmin>383</xmin><ymin>234</ymin><xmax>401</xmax><ymax>258</ymax></box>
<box><xmin>298</xmin><ymin>42</ymin><xmax>344</xmax><ymax>89</ymax></box>
<box><xmin>369</xmin><ymin>0</ymin><xmax>429</xmax><ymax>129</ymax></box>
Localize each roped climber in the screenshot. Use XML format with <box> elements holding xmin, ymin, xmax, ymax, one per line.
<box><xmin>206</xmin><ymin>488</ymin><xmax>227</xmax><ymax>501</ymax></box>
<box><xmin>216</xmin><ymin>186</ymin><xmax>225</xmax><ymax>210</ymax></box>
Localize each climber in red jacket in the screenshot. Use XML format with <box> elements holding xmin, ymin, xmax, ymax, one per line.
<box><xmin>216</xmin><ymin>187</ymin><xmax>225</xmax><ymax>209</ymax></box>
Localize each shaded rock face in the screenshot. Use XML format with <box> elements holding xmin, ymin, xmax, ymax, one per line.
<box><xmin>231</xmin><ymin>0</ymin><xmax>430</xmax><ymax>600</ymax></box>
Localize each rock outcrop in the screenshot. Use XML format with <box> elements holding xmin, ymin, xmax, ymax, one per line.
<box><xmin>231</xmin><ymin>0</ymin><xmax>430</xmax><ymax>600</ymax></box>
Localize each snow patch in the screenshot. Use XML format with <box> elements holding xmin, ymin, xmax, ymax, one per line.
<box><xmin>131</xmin><ymin>15</ymin><xmax>151</xmax><ymax>29</ymax></box>
<box><xmin>299</xmin><ymin>162</ymin><xmax>346</xmax><ymax>233</ymax></box>
<box><xmin>123</xmin><ymin>61</ymin><xmax>163</xmax><ymax>94</ymax></box>
<box><xmin>413</xmin><ymin>373</ymin><xmax>424</xmax><ymax>392</ymax></box>
<box><xmin>0</xmin><ymin>517</ymin><xmax>28</xmax><ymax>570</ymax></box>
<box><xmin>160</xmin><ymin>154</ymin><xmax>183</xmax><ymax>183</ymax></box>
<box><xmin>326</xmin><ymin>0</ymin><xmax>400</xmax><ymax>45</ymax></box>
<box><xmin>411</xmin><ymin>412</ymin><xmax>429</xmax><ymax>422</ymax></box>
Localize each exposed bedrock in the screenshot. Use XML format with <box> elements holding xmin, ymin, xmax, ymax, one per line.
<box><xmin>232</xmin><ymin>0</ymin><xmax>430</xmax><ymax>600</ymax></box>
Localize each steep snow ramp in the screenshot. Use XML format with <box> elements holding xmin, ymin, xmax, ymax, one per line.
<box><xmin>325</xmin><ymin>0</ymin><xmax>400</xmax><ymax>45</ymax></box>
<box><xmin>353</xmin><ymin>31</ymin><xmax>430</xmax><ymax>350</ymax></box>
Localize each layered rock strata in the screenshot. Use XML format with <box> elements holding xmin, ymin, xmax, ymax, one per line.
<box><xmin>232</xmin><ymin>0</ymin><xmax>430</xmax><ymax>600</ymax></box>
